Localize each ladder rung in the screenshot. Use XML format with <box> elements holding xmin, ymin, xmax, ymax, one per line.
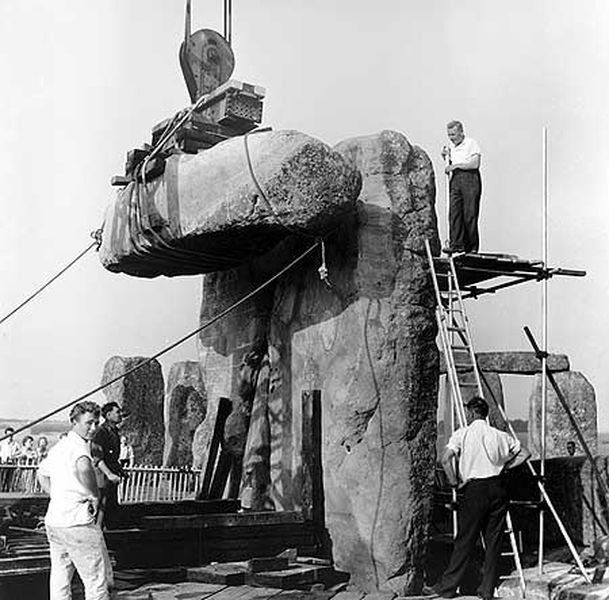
<box><xmin>501</xmin><ymin>552</ymin><xmax>515</xmax><ymax>557</ymax></box>
<box><xmin>510</xmin><ymin>500</ymin><xmax>539</xmax><ymax>507</ymax></box>
<box><xmin>459</xmin><ymin>382</ymin><xmax>479</xmax><ymax>387</ymax></box>
<box><xmin>447</xmin><ymin>326</ymin><xmax>466</xmax><ymax>332</ymax></box>
<box><xmin>451</xmin><ymin>344</ymin><xmax>469</xmax><ymax>350</ymax></box>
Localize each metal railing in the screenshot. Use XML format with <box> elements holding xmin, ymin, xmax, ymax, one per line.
<box><xmin>118</xmin><ymin>464</ymin><xmax>201</xmax><ymax>504</ymax></box>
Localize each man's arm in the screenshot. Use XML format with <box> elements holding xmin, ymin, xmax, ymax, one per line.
<box><xmin>75</xmin><ymin>456</ymin><xmax>100</xmax><ymax>514</ymax></box>
<box><xmin>97</xmin><ymin>459</ymin><xmax>121</xmax><ymax>484</ymax></box>
<box><xmin>441</xmin><ymin>447</ymin><xmax>459</xmax><ymax>488</ymax></box>
<box><xmin>37</xmin><ymin>472</ymin><xmax>51</xmax><ymax>494</ymax></box>
<box><xmin>446</xmin><ymin>153</ymin><xmax>481</xmax><ymax>172</ymax></box>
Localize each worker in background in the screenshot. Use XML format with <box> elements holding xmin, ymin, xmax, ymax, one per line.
<box><xmin>36</xmin><ymin>436</ymin><xmax>50</xmax><ymax>462</ymax></box>
<box><xmin>37</xmin><ymin>401</ymin><xmax>113</xmax><ymax>600</ymax></box>
<box><xmin>0</xmin><ymin>427</ymin><xmax>21</xmax><ymax>463</ymax></box>
<box><xmin>425</xmin><ymin>397</ymin><xmax>523</xmax><ymax>600</ymax></box>
<box><xmin>92</xmin><ymin>402</ymin><xmax>127</xmax><ymax>529</ymax></box>
<box><xmin>441</xmin><ymin>120</ymin><xmax>482</xmax><ymax>256</ymax></box>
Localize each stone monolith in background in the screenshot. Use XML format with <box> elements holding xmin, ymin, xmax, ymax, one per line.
<box><xmin>164</xmin><ymin>361</ymin><xmax>207</xmax><ymax>468</ymax></box>
<box><xmin>528</xmin><ymin>370</ymin><xmax>597</xmax><ymax>459</ymax></box>
<box><xmin>101</xmin><ymin>356</ymin><xmax>164</xmax><ymax>465</ymax></box>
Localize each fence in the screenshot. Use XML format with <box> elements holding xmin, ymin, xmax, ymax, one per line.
<box><xmin>0</xmin><ymin>463</ymin><xmax>201</xmax><ymax>503</ymax></box>
<box><xmin>117</xmin><ymin>465</ymin><xmax>200</xmax><ymax>503</ymax></box>
<box><xmin>0</xmin><ymin>464</ymin><xmax>44</xmax><ymax>495</ymax></box>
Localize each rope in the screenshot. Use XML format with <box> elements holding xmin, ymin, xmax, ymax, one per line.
<box><xmin>0</xmin><ymin>240</ymin><xmax>97</xmax><ymax>328</ymax></box>
<box><xmin>0</xmin><ymin>240</ymin><xmax>320</xmax><ymax>443</ymax></box>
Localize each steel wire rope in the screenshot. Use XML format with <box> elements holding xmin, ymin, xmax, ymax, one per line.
<box><xmin>0</xmin><ymin>241</ymin><xmax>97</xmax><ymax>327</ymax></box>
<box><xmin>0</xmin><ymin>239</ymin><xmax>320</xmax><ymax>443</ymax></box>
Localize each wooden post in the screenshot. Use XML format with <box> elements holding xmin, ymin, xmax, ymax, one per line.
<box><xmin>301</xmin><ymin>390</ymin><xmax>330</xmax><ymax>556</ymax></box>
<box><xmin>198</xmin><ymin>397</ymin><xmax>233</xmax><ymax>500</ymax></box>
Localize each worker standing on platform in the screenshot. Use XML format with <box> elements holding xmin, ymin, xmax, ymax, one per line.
<box><xmin>427</xmin><ymin>397</ymin><xmax>521</xmax><ymax>600</ymax></box>
<box><xmin>442</xmin><ymin>120</ymin><xmax>482</xmax><ymax>255</ymax></box>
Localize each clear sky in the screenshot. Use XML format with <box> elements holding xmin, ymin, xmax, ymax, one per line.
<box><xmin>0</xmin><ymin>1</ymin><xmax>607</xmax><ymax>428</ymax></box>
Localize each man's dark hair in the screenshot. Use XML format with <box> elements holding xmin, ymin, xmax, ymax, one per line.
<box><xmin>466</xmin><ymin>396</ymin><xmax>489</xmax><ymax>418</ymax></box>
<box><xmin>4</xmin><ymin>427</ymin><xmax>14</xmax><ymax>435</ymax></box>
<box><xmin>69</xmin><ymin>401</ymin><xmax>101</xmax><ymax>423</ymax></box>
<box><xmin>102</xmin><ymin>402</ymin><xmax>121</xmax><ymax>418</ymax></box>
<box><xmin>23</xmin><ymin>435</ymin><xmax>34</xmax><ymax>444</ymax></box>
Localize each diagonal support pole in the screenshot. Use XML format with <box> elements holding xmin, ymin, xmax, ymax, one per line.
<box><xmin>523</xmin><ymin>325</ymin><xmax>609</xmax><ymax>526</ymax></box>
<box><xmin>447</xmin><ymin>320</ymin><xmax>592</xmax><ymax>582</ymax></box>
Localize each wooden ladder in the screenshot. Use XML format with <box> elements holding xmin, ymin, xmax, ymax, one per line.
<box><xmin>425</xmin><ymin>239</ymin><xmax>527</xmax><ymax>598</ymax></box>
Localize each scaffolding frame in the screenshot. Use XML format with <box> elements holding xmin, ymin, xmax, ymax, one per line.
<box><xmin>435</xmin><ymin>127</ymin><xmax>590</xmax><ymax>581</ymax></box>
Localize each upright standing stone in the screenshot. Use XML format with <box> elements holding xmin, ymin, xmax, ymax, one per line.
<box><xmin>528</xmin><ymin>371</ymin><xmax>597</xmax><ymax>459</ymax></box>
<box><xmin>164</xmin><ymin>361</ymin><xmax>207</xmax><ymax>468</ymax></box>
<box><xmin>101</xmin><ymin>356</ymin><xmax>165</xmax><ymax>465</ymax></box>
<box><xmin>196</xmin><ymin>129</ymin><xmax>440</xmax><ymax>594</ymax></box>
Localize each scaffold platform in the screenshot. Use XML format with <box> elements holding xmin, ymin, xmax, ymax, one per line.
<box><xmin>433</xmin><ymin>252</ymin><xmax>586</xmax><ymax>299</ymax></box>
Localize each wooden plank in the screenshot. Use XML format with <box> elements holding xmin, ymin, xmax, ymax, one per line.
<box><xmin>247</xmin><ymin>557</ymin><xmax>289</xmax><ymax>573</ymax></box>
<box><xmin>141</xmin><ymin>510</ymin><xmax>305</xmax><ymax>530</ymax></box>
<box><xmin>209</xmin><ymin>451</ymin><xmax>233</xmax><ymax>499</ymax></box>
<box><xmin>251</xmin><ymin>565</ymin><xmax>335</xmax><ymax>589</ymax></box>
<box><xmin>203</xmin><ymin>584</ymin><xmax>261</xmax><ymax>600</ymax></box>
<box><xmin>273</xmin><ymin>591</ymin><xmax>336</xmax><ymax>600</ymax></box>
<box><xmin>187</xmin><ymin>563</ymin><xmax>248</xmax><ymax>585</ymax></box>
<box><xmin>301</xmin><ymin>390</ymin><xmax>330</xmax><ymax>557</ymax></box>
<box><xmin>331</xmin><ymin>593</ymin><xmax>364</xmax><ymax>600</ymax></box>
<box><xmin>199</xmin><ymin>397</ymin><xmax>233</xmax><ymax>500</ymax></box>
<box><xmin>233</xmin><ymin>586</ymin><xmax>285</xmax><ymax>600</ymax></box>
<box><xmin>173</xmin><ymin>582</ymin><xmax>227</xmax><ymax>598</ymax></box>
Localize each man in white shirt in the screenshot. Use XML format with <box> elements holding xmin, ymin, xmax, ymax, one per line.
<box><xmin>0</xmin><ymin>427</ymin><xmax>21</xmax><ymax>463</ymax></box>
<box><xmin>432</xmin><ymin>397</ymin><xmax>521</xmax><ymax>600</ymax></box>
<box><xmin>37</xmin><ymin>401</ymin><xmax>113</xmax><ymax>600</ymax></box>
<box><xmin>441</xmin><ymin>120</ymin><xmax>482</xmax><ymax>255</ymax></box>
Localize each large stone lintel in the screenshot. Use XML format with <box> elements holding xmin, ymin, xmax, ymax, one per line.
<box><xmin>439</xmin><ymin>351</ymin><xmax>570</xmax><ymax>375</ymax></box>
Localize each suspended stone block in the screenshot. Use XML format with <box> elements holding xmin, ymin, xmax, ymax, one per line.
<box><xmin>164</xmin><ymin>361</ymin><xmax>207</xmax><ymax>468</ymax></box>
<box><xmin>528</xmin><ymin>371</ymin><xmax>597</xmax><ymax>460</ymax></box>
<box><xmin>98</xmin><ymin>130</ymin><xmax>361</xmax><ymax>278</ymax></box>
<box><xmin>101</xmin><ymin>356</ymin><xmax>165</xmax><ymax>465</ymax></box>
<box><xmin>439</xmin><ymin>351</ymin><xmax>570</xmax><ymax>374</ymax></box>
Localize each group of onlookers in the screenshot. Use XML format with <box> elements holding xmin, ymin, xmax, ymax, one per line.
<box><xmin>0</xmin><ymin>427</ymin><xmax>52</xmax><ymax>465</ymax></box>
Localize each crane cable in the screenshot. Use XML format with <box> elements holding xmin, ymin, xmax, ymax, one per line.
<box><xmin>0</xmin><ymin>235</ymin><xmax>101</xmax><ymax>328</ymax></box>
<box><xmin>223</xmin><ymin>0</ymin><xmax>232</xmax><ymax>45</ymax></box>
<box><xmin>0</xmin><ymin>239</ymin><xmax>320</xmax><ymax>443</ymax></box>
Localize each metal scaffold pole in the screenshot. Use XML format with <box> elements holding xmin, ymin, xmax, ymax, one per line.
<box><xmin>538</xmin><ymin>126</ymin><xmax>549</xmax><ymax>575</ymax></box>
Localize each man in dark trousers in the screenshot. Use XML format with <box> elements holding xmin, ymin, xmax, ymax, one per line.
<box><xmin>442</xmin><ymin>120</ymin><xmax>482</xmax><ymax>255</ymax></box>
<box><xmin>92</xmin><ymin>402</ymin><xmax>127</xmax><ymax>528</ymax></box>
<box><xmin>431</xmin><ymin>397</ymin><xmax>521</xmax><ymax>600</ymax></box>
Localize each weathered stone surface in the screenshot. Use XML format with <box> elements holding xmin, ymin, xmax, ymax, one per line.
<box><xmin>528</xmin><ymin>371</ymin><xmax>597</xmax><ymax>460</ymax></box>
<box><xmin>197</xmin><ymin>130</ymin><xmax>440</xmax><ymax>594</ymax></box>
<box><xmin>439</xmin><ymin>351</ymin><xmax>570</xmax><ymax>374</ymax></box>
<box><xmin>101</xmin><ymin>356</ymin><xmax>165</xmax><ymax>465</ymax></box>
<box><xmin>99</xmin><ymin>130</ymin><xmax>361</xmax><ymax>278</ymax></box>
<box><xmin>164</xmin><ymin>361</ymin><xmax>207</xmax><ymax>468</ymax></box>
